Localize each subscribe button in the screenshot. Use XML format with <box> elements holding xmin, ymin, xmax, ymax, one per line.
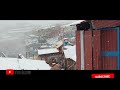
<box><xmin>6</xmin><ymin>69</ymin><xmax>14</xmax><ymax>75</ymax></box>
<box><xmin>91</xmin><ymin>73</ymin><xmax>114</xmax><ymax>78</ymax></box>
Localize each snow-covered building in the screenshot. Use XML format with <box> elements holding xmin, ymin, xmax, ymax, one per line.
<box><xmin>37</xmin><ymin>48</ymin><xmax>60</xmax><ymax>61</ymax></box>
<box><xmin>38</xmin><ymin>48</ymin><xmax>59</xmax><ymax>55</ymax></box>
<box><xmin>64</xmin><ymin>45</ymin><xmax>76</xmax><ymax>61</ymax></box>
<box><xmin>0</xmin><ymin>57</ymin><xmax>51</xmax><ymax>70</ymax></box>
<box><xmin>63</xmin><ymin>45</ymin><xmax>76</xmax><ymax>70</ymax></box>
<box><xmin>62</xmin><ymin>20</ymin><xmax>85</xmax><ymax>27</ymax></box>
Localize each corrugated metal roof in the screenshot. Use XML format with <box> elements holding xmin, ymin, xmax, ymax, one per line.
<box><xmin>38</xmin><ymin>48</ymin><xmax>59</xmax><ymax>55</ymax></box>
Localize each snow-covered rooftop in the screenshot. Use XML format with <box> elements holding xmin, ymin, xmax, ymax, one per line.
<box><xmin>19</xmin><ymin>59</ymin><xmax>51</xmax><ymax>70</ymax></box>
<box><xmin>62</xmin><ymin>20</ymin><xmax>85</xmax><ymax>27</ymax></box>
<box><xmin>0</xmin><ymin>57</ymin><xmax>51</xmax><ymax>70</ymax></box>
<box><xmin>40</xmin><ymin>45</ymin><xmax>51</xmax><ymax>48</ymax></box>
<box><xmin>64</xmin><ymin>45</ymin><xmax>76</xmax><ymax>61</ymax></box>
<box><xmin>53</xmin><ymin>40</ymin><xmax>63</xmax><ymax>48</ymax></box>
<box><xmin>38</xmin><ymin>48</ymin><xmax>59</xmax><ymax>55</ymax></box>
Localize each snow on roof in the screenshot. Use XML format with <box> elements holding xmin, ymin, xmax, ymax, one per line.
<box><xmin>53</xmin><ymin>40</ymin><xmax>63</xmax><ymax>48</ymax></box>
<box><xmin>64</xmin><ymin>45</ymin><xmax>76</xmax><ymax>61</ymax></box>
<box><xmin>62</xmin><ymin>20</ymin><xmax>85</xmax><ymax>27</ymax></box>
<box><xmin>19</xmin><ymin>59</ymin><xmax>51</xmax><ymax>70</ymax></box>
<box><xmin>40</xmin><ymin>45</ymin><xmax>51</xmax><ymax>48</ymax></box>
<box><xmin>0</xmin><ymin>57</ymin><xmax>51</xmax><ymax>70</ymax></box>
<box><xmin>0</xmin><ymin>58</ymin><xmax>20</xmax><ymax>70</ymax></box>
<box><xmin>38</xmin><ymin>48</ymin><xmax>59</xmax><ymax>55</ymax></box>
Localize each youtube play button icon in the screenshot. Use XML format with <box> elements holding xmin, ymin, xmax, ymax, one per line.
<box><xmin>6</xmin><ymin>69</ymin><xmax>14</xmax><ymax>75</ymax></box>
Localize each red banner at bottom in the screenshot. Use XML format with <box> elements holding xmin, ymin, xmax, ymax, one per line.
<box><xmin>91</xmin><ymin>73</ymin><xmax>114</xmax><ymax>78</ymax></box>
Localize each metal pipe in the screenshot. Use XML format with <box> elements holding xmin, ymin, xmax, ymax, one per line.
<box><xmin>80</xmin><ymin>30</ymin><xmax>85</xmax><ymax>70</ymax></box>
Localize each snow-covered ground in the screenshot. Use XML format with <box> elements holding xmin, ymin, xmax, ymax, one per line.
<box><xmin>0</xmin><ymin>57</ymin><xmax>51</xmax><ymax>70</ymax></box>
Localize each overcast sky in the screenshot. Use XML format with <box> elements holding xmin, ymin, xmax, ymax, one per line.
<box><xmin>0</xmin><ymin>20</ymin><xmax>79</xmax><ymax>57</ymax></box>
<box><xmin>0</xmin><ymin>20</ymin><xmax>78</xmax><ymax>30</ymax></box>
<box><xmin>0</xmin><ymin>20</ymin><xmax>78</xmax><ymax>40</ymax></box>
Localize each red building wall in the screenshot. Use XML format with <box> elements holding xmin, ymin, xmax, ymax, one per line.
<box><xmin>76</xmin><ymin>31</ymin><xmax>81</xmax><ymax>70</ymax></box>
<box><xmin>100</xmin><ymin>30</ymin><xmax>118</xmax><ymax>70</ymax></box>
<box><xmin>76</xmin><ymin>20</ymin><xmax>119</xmax><ymax>70</ymax></box>
<box><xmin>92</xmin><ymin>20</ymin><xmax>120</xmax><ymax>29</ymax></box>
<box><xmin>93</xmin><ymin>30</ymin><xmax>101</xmax><ymax>70</ymax></box>
<box><xmin>84</xmin><ymin>31</ymin><xmax>92</xmax><ymax>70</ymax></box>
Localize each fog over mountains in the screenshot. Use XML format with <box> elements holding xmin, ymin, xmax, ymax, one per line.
<box><xmin>0</xmin><ymin>20</ymin><xmax>77</xmax><ymax>57</ymax></box>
